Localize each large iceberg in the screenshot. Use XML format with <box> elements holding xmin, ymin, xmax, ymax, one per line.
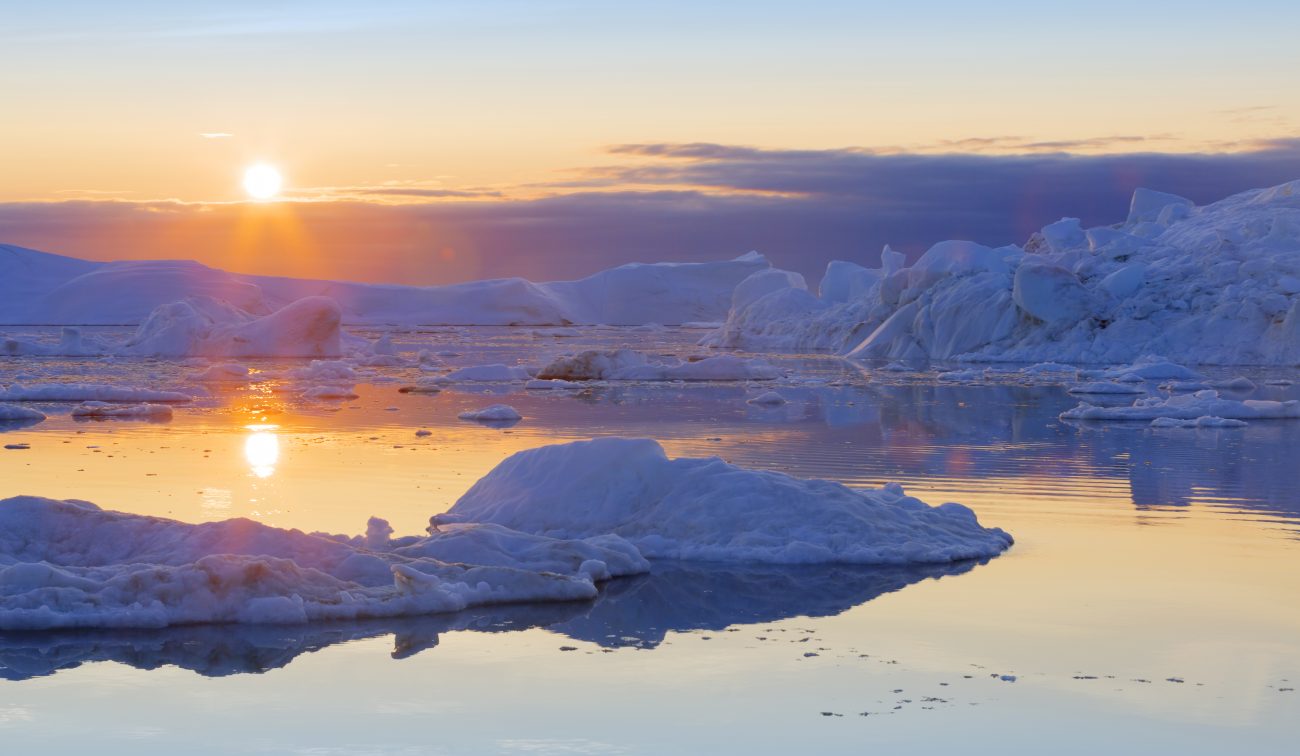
<box><xmin>706</xmin><ymin>180</ymin><xmax>1300</xmax><ymax>365</ymax></box>
<box><xmin>0</xmin><ymin>244</ymin><xmax>768</xmax><ymax>327</ymax></box>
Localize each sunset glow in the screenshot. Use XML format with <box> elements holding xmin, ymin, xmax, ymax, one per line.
<box><xmin>242</xmin><ymin>164</ymin><xmax>283</xmax><ymax>201</ymax></box>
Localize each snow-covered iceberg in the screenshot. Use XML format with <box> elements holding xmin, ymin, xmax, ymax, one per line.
<box><xmin>449</xmin><ymin>438</ymin><xmax>1012</xmax><ymax>564</ymax></box>
<box><xmin>706</xmin><ymin>180</ymin><xmax>1300</xmax><ymax>365</ymax></box>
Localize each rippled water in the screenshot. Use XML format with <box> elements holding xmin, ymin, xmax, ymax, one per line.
<box><xmin>1</xmin><ymin>326</ymin><xmax>1297</xmax><ymax>754</ymax></box>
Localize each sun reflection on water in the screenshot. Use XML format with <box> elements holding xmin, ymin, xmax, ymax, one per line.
<box><xmin>244</xmin><ymin>425</ymin><xmax>280</xmax><ymax>478</ymax></box>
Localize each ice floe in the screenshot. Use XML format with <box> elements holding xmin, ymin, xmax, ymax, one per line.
<box><xmin>1060</xmin><ymin>389</ymin><xmax>1300</xmax><ymax>422</ymax></box>
<box><xmin>0</xmin><ymin>383</ymin><xmax>193</xmax><ymax>403</ymax></box>
<box><xmin>70</xmin><ymin>402</ymin><xmax>173</xmax><ymax>420</ymax></box>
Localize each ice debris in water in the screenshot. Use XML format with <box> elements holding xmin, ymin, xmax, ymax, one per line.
<box><xmin>1061</xmin><ymin>390</ymin><xmax>1300</xmax><ymax>422</ymax></box>
<box><xmin>457</xmin><ymin>404</ymin><xmax>523</xmax><ymax>422</ymax></box>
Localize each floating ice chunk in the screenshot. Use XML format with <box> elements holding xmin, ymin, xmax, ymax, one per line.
<box><xmin>747</xmin><ymin>391</ymin><xmax>787</xmax><ymax>406</ymax></box>
<box><xmin>1207</xmin><ymin>376</ymin><xmax>1256</xmax><ymax>391</ymax></box>
<box><xmin>457</xmin><ymin>404</ymin><xmax>522</xmax><ymax>422</ymax></box>
<box><xmin>303</xmin><ymin>385</ymin><xmax>359</xmax><ymax>400</ymax></box>
<box><xmin>414</xmin><ymin>429</ymin><xmax>432</xmax><ymax>437</ymax></box>
<box><xmin>1102</xmin><ymin>357</ymin><xmax>1202</xmax><ymax>381</ymax></box>
<box><xmin>1150</xmin><ymin>416</ymin><xmax>1248</xmax><ymax>428</ymax></box>
<box><xmin>536</xmin><ymin>349</ymin><xmax>649</xmax><ymax>380</ymax></box>
<box><xmin>449</xmin><ymin>438</ymin><xmax>1013</xmax><ymax>565</ymax></box>
<box><xmin>1061</xmin><ymin>390</ymin><xmax>1300</xmax><ymax>421</ymax></box>
<box><xmin>1159</xmin><ymin>380</ymin><xmax>1212</xmax><ymax>392</ymax></box>
<box><xmin>437</xmin><ymin>364</ymin><xmax>532</xmax><ymax>383</ymax></box>
<box><xmin>0</xmin><ymin>403</ymin><xmax>45</xmax><ymax>424</ymax></box>
<box><xmin>1067</xmin><ymin>382</ymin><xmax>1146</xmax><ymax>395</ymax></box>
<box><xmin>397</xmin><ymin>381</ymin><xmax>442</xmax><ymax>394</ymax></box>
<box><xmin>0</xmin><ymin>383</ymin><xmax>192</xmax><ymax>403</ymax></box>
<box><xmin>70</xmin><ymin>401</ymin><xmax>173</xmax><ymax>420</ymax></box>
<box><xmin>882</xmin><ymin>361</ymin><xmax>911</xmax><ymax>372</ymax></box>
<box><xmin>1019</xmin><ymin>362</ymin><xmax>1078</xmax><ymax>376</ymax></box>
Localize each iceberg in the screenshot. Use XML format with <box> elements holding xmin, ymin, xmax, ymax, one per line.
<box><xmin>706</xmin><ymin>180</ymin><xmax>1300</xmax><ymax>365</ymax></box>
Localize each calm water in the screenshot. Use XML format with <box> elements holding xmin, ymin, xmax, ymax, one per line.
<box><xmin>1</xmin><ymin>327</ymin><xmax>1297</xmax><ymax>754</ymax></box>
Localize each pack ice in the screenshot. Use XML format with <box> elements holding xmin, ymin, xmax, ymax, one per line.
<box><xmin>0</xmin><ymin>438</ymin><xmax>1011</xmax><ymax>630</ymax></box>
<box><xmin>706</xmin><ymin>180</ymin><xmax>1300</xmax><ymax>365</ymax></box>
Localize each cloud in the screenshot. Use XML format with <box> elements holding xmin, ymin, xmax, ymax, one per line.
<box><xmin>198</xmin><ymin>132</ymin><xmax>233</xmax><ymax>139</ymax></box>
<box><xmin>3</xmin><ymin>140</ymin><xmax>1299</xmax><ymax>287</ymax></box>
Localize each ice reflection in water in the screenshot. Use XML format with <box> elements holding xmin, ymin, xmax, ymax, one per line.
<box><xmin>243</xmin><ymin>425</ymin><xmax>279</xmax><ymax>478</ymax></box>
<box><xmin>0</xmin><ymin>560</ymin><xmax>977</xmax><ymax>680</ymax></box>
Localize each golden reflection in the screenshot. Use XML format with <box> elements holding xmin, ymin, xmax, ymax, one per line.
<box><xmin>244</xmin><ymin>425</ymin><xmax>281</xmax><ymax>478</ymax></box>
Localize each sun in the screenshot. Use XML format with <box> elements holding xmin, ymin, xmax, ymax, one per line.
<box><xmin>243</xmin><ymin>163</ymin><xmax>283</xmax><ymax>200</ymax></box>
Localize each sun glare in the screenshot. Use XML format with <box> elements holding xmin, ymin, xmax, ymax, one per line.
<box><xmin>243</xmin><ymin>163</ymin><xmax>283</xmax><ymax>200</ymax></box>
<box><xmin>244</xmin><ymin>426</ymin><xmax>281</xmax><ymax>478</ymax></box>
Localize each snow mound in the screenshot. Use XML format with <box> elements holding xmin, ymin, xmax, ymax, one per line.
<box><xmin>122</xmin><ymin>296</ymin><xmax>342</xmax><ymax>358</ymax></box>
<box><xmin>0</xmin><ymin>496</ymin><xmax>647</xmax><ymax>631</ymax></box>
<box><xmin>0</xmin><ymin>383</ymin><xmax>192</xmax><ymax>403</ymax></box>
<box><xmin>1060</xmin><ymin>389</ymin><xmax>1300</xmax><ymax>422</ymax></box>
<box><xmin>706</xmin><ymin>180</ymin><xmax>1300</xmax><ymax>365</ymax></box>
<box><xmin>458</xmin><ymin>404</ymin><xmax>523</xmax><ymax>422</ymax></box>
<box><xmin>449</xmin><ymin>438</ymin><xmax>1013</xmax><ymax>565</ymax></box>
<box><xmin>70</xmin><ymin>402</ymin><xmax>173</xmax><ymax>420</ymax></box>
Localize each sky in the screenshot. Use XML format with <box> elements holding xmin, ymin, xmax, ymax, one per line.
<box><xmin>2</xmin><ymin>0</ymin><xmax>1298</xmax><ymax>284</ymax></box>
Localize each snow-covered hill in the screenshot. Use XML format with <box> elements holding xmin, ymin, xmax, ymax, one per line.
<box><xmin>0</xmin><ymin>245</ymin><xmax>768</xmax><ymax>327</ymax></box>
<box><xmin>706</xmin><ymin>180</ymin><xmax>1300</xmax><ymax>365</ymax></box>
